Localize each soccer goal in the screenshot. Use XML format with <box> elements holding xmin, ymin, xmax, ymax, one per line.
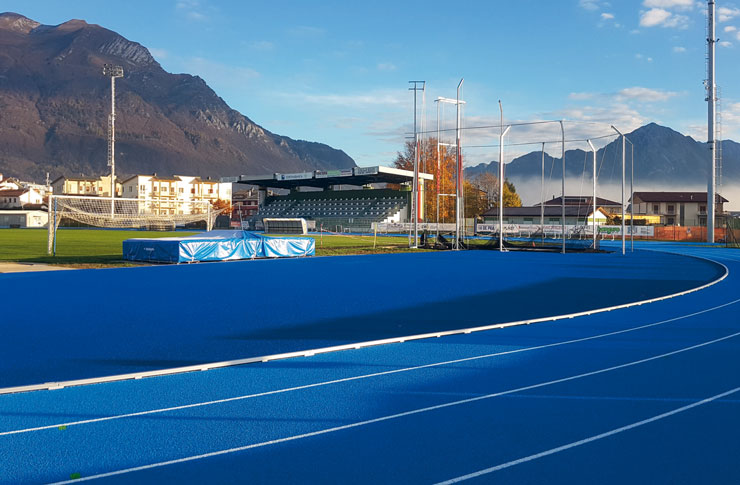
<box><xmin>47</xmin><ymin>195</ymin><xmax>217</xmax><ymax>255</ymax></box>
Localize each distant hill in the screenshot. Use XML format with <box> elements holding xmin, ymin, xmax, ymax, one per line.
<box><xmin>465</xmin><ymin>123</ymin><xmax>739</xmax><ymax>186</ymax></box>
<box><xmin>0</xmin><ymin>12</ymin><xmax>355</xmax><ymax>182</ymax></box>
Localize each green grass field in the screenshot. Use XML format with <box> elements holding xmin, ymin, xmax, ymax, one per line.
<box><xmin>0</xmin><ymin>229</ymin><xmax>420</xmax><ymax>267</ymax></box>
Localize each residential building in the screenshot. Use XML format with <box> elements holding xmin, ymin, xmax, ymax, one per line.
<box><xmin>536</xmin><ymin>196</ymin><xmax>622</xmax><ymax>214</ymax></box>
<box><xmin>120</xmin><ymin>174</ymin><xmax>232</xmax><ymax>215</ymax></box>
<box><xmin>0</xmin><ymin>174</ymin><xmax>22</xmax><ymax>191</ymax></box>
<box><xmin>482</xmin><ymin>205</ymin><xmax>609</xmax><ymax>226</ymax></box>
<box><xmin>51</xmin><ymin>175</ymin><xmax>122</xmax><ymax>197</ymax></box>
<box><xmin>0</xmin><ymin>188</ymin><xmax>44</xmax><ymax>209</ymax></box>
<box><xmin>631</xmin><ymin>192</ymin><xmax>728</xmax><ymax>226</ymax></box>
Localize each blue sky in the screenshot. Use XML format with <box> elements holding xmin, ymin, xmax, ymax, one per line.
<box><xmin>3</xmin><ymin>0</ymin><xmax>740</xmax><ymax>167</ymax></box>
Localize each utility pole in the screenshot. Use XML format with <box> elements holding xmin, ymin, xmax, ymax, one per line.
<box><xmin>498</xmin><ymin>101</ymin><xmax>510</xmax><ymax>252</ymax></box>
<box><xmin>103</xmin><ymin>64</ymin><xmax>123</xmax><ymax>216</ymax></box>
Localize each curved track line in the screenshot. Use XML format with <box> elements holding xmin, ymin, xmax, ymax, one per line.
<box><xmin>436</xmin><ymin>385</ymin><xmax>740</xmax><ymax>484</ymax></box>
<box><xmin>47</xmin><ymin>328</ymin><xmax>740</xmax><ymax>484</ymax></box>
<box><xmin>4</xmin><ymin>294</ymin><xmax>739</xmax><ymax>438</ymax></box>
<box><xmin>2</xmin><ymin>254</ymin><xmax>728</xmax><ymax>396</ymax></box>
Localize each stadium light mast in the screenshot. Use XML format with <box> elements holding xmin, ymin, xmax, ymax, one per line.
<box><xmin>409</xmin><ymin>81</ymin><xmax>425</xmax><ymax>248</ymax></box>
<box><xmin>706</xmin><ymin>0</ymin><xmax>717</xmax><ymax>243</ymax></box>
<box><xmin>498</xmin><ymin>100</ymin><xmax>510</xmax><ymax>252</ymax></box>
<box><xmin>103</xmin><ymin>64</ymin><xmax>123</xmax><ymax>216</ymax></box>
<box><xmin>586</xmin><ymin>140</ymin><xmax>597</xmax><ymax>250</ymax></box>
<box><xmin>560</xmin><ymin>120</ymin><xmax>565</xmax><ymax>254</ymax></box>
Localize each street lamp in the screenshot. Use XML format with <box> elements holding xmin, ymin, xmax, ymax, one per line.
<box><xmin>103</xmin><ymin>64</ymin><xmax>123</xmax><ymax>215</ymax></box>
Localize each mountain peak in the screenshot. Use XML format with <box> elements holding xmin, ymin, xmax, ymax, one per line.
<box><xmin>55</xmin><ymin>19</ymin><xmax>90</xmax><ymax>31</ymax></box>
<box><xmin>0</xmin><ymin>12</ymin><xmax>40</xmax><ymax>34</ymax></box>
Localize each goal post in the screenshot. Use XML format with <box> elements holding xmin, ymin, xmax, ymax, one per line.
<box><xmin>47</xmin><ymin>195</ymin><xmax>217</xmax><ymax>255</ymax></box>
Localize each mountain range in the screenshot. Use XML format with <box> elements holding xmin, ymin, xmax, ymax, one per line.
<box><xmin>465</xmin><ymin>123</ymin><xmax>740</xmax><ymax>190</ymax></box>
<box><xmin>0</xmin><ymin>12</ymin><xmax>355</xmax><ymax>182</ymax></box>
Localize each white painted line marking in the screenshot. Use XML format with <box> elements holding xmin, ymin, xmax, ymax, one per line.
<box><xmin>4</xmin><ymin>296</ymin><xmax>739</xmax><ymax>438</ymax></box>
<box><xmin>47</xmin><ymin>329</ymin><xmax>740</xmax><ymax>484</ymax></box>
<box><xmin>436</xmin><ymin>385</ymin><xmax>740</xmax><ymax>484</ymax></box>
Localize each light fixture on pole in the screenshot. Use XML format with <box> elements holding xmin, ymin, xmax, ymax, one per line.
<box><xmin>103</xmin><ymin>63</ymin><xmax>123</xmax><ymax>216</ymax></box>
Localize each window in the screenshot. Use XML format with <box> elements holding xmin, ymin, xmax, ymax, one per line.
<box><xmin>179</xmin><ymin>188</ymin><xmax>184</xmax><ymax>193</ymax></box>
<box><xmin>549</xmin><ymin>218</ymin><xmax>560</xmax><ymax>223</ymax></box>
<box><xmin>191</xmin><ymin>189</ymin><xmax>195</xmax><ymax>194</ymax></box>
<box><xmin>523</xmin><ymin>218</ymin><xmax>533</xmax><ymax>223</ymax></box>
<box><xmin>140</xmin><ymin>185</ymin><xmax>145</xmax><ymax>191</ymax></box>
<box><xmin>129</xmin><ymin>186</ymin><xmax>132</xmax><ymax>192</ymax></box>
<box><xmin>667</xmin><ymin>204</ymin><xmax>675</xmax><ymax>214</ymax></box>
<box><xmin>209</xmin><ymin>189</ymin><xmax>213</xmax><ymax>194</ymax></box>
<box><xmin>653</xmin><ymin>204</ymin><xmax>659</xmax><ymax>213</ymax></box>
<box><xmin>153</xmin><ymin>186</ymin><xmax>158</xmax><ymax>191</ymax></box>
<box><xmin>699</xmin><ymin>205</ymin><xmax>706</xmax><ymax>213</ymax></box>
<box><xmin>667</xmin><ymin>217</ymin><xmax>675</xmax><ymax>225</ymax></box>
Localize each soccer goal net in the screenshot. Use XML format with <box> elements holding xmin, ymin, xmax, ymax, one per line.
<box><xmin>47</xmin><ymin>195</ymin><xmax>217</xmax><ymax>255</ymax></box>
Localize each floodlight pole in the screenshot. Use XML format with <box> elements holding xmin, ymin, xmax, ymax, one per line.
<box><xmin>611</xmin><ymin>125</ymin><xmax>626</xmax><ymax>255</ymax></box>
<box><xmin>455</xmin><ymin>78</ymin><xmax>464</xmax><ymax>249</ymax></box>
<box><xmin>707</xmin><ymin>0</ymin><xmax>717</xmax><ymax>243</ymax></box>
<box><xmin>103</xmin><ymin>64</ymin><xmax>123</xmax><ymax>217</ymax></box>
<box><xmin>586</xmin><ymin>140</ymin><xmax>597</xmax><ymax>249</ymax></box>
<box><xmin>498</xmin><ymin>100</ymin><xmax>510</xmax><ymax>252</ymax></box>
<box><xmin>560</xmin><ymin>120</ymin><xmax>565</xmax><ymax>254</ymax></box>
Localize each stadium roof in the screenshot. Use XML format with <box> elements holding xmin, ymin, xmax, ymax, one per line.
<box><xmin>538</xmin><ymin>196</ymin><xmax>621</xmax><ymax>207</ymax></box>
<box><xmin>223</xmin><ymin>166</ymin><xmax>433</xmax><ymax>190</ymax></box>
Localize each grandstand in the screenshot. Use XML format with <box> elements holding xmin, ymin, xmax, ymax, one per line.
<box><xmin>225</xmin><ymin>166</ymin><xmax>432</xmax><ymax>232</ymax></box>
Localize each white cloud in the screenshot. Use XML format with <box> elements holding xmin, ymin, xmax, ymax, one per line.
<box><xmin>719</xmin><ymin>7</ymin><xmax>740</xmax><ymax>22</ymax></box>
<box><xmin>673</xmin><ymin>46</ymin><xmax>687</xmax><ymax>52</ymax></box>
<box><xmin>635</xmin><ymin>53</ymin><xmax>654</xmax><ymax>62</ymax></box>
<box><xmin>148</xmin><ymin>47</ymin><xmax>168</xmax><ymax>60</ymax></box>
<box><xmin>617</xmin><ymin>87</ymin><xmax>680</xmax><ymax>102</ymax></box>
<box><xmin>188</xmin><ymin>57</ymin><xmax>260</xmax><ymax>88</ymax></box>
<box><xmin>601</xmin><ymin>12</ymin><xmax>615</xmax><ymax>20</ymax></box>
<box><xmin>176</xmin><ymin>0</ymin><xmax>207</xmax><ymax>21</ymax></box>
<box><xmin>724</xmin><ymin>26</ymin><xmax>738</xmax><ymax>32</ymax></box>
<box><xmin>640</xmin><ymin>8</ymin><xmax>690</xmax><ymax>28</ymax></box>
<box><xmin>249</xmin><ymin>40</ymin><xmax>275</xmax><ymax>51</ymax></box>
<box><xmin>642</xmin><ymin>0</ymin><xmax>696</xmax><ymax>10</ymax></box>
<box><xmin>719</xmin><ymin>40</ymin><xmax>733</xmax><ymax>47</ymax></box>
<box><xmin>579</xmin><ymin>0</ymin><xmax>601</xmax><ymax>11</ymax></box>
<box><xmin>289</xmin><ymin>26</ymin><xmax>326</xmax><ymax>37</ymax></box>
<box><xmin>377</xmin><ymin>62</ymin><xmax>397</xmax><ymax>72</ymax></box>
<box><xmin>569</xmin><ymin>92</ymin><xmax>596</xmax><ymax>100</ymax></box>
<box><xmin>295</xmin><ymin>91</ymin><xmax>406</xmax><ymax>107</ymax></box>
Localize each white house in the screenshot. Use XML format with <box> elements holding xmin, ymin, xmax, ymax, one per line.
<box><xmin>120</xmin><ymin>174</ymin><xmax>232</xmax><ymax>215</ymax></box>
<box><xmin>0</xmin><ymin>188</ymin><xmax>44</xmax><ymax>209</ymax></box>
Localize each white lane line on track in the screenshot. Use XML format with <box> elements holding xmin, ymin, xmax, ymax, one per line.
<box><xmin>435</xmin><ymin>385</ymin><xmax>740</xmax><ymax>484</ymax></box>
<box><xmin>8</xmin><ymin>290</ymin><xmax>740</xmax><ymax>433</ymax></box>
<box><xmin>47</xmin><ymin>328</ymin><xmax>740</xmax><ymax>484</ymax></box>
<box><xmin>5</xmin><ymin>296</ymin><xmax>740</xmax><ymax>438</ymax></box>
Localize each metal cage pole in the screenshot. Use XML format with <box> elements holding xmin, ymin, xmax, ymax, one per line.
<box><xmin>103</xmin><ymin>64</ymin><xmax>123</xmax><ymax>217</ymax></box>
<box><xmin>498</xmin><ymin>100</ymin><xmax>510</xmax><ymax>252</ymax></box>
<box><xmin>586</xmin><ymin>140</ymin><xmax>597</xmax><ymax>249</ymax></box>
<box><xmin>455</xmin><ymin>78</ymin><xmax>464</xmax><ymax>249</ymax></box>
<box><xmin>611</xmin><ymin>126</ymin><xmax>626</xmax><ymax>255</ymax></box>
<box><xmin>541</xmin><ymin>143</ymin><xmax>545</xmax><ymax>244</ymax></box>
<box><xmin>630</xmin><ymin>141</ymin><xmax>634</xmax><ymax>251</ymax></box>
<box><xmin>560</xmin><ymin>120</ymin><xmax>565</xmax><ymax>254</ymax></box>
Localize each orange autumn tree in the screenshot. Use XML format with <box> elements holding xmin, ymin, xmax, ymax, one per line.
<box><xmin>392</xmin><ymin>139</ymin><xmax>520</xmax><ymax>221</ymax></box>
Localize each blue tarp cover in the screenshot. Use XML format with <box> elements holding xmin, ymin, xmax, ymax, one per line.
<box><xmin>123</xmin><ymin>230</ymin><xmax>315</xmax><ymax>263</ymax></box>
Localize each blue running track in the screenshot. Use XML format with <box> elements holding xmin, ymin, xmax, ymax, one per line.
<box><xmin>0</xmin><ymin>242</ymin><xmax>739</xmax><ymax>483</ymax></box>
